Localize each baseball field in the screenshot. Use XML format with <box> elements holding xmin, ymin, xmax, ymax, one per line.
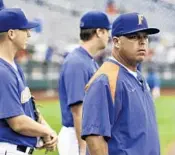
<box><xmin>33</xmin><ymin>95</ymin><xmax>175</xmax><ymax>155</ymax></box>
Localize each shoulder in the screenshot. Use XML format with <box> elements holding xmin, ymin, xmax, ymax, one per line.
<box><xmin>65</xmin><ymin>47</ymin><xmax>81</xmax><ymax>60</ymax></box>
<box><xmin>90</xmin><ymin>74</ymin><xmax>109</xmax><ymax>87</ymax></box>
<box><xmin>0</xmin><ymin>66</ymin><xmax>16</xmax><ymax>87</ymax></box>
<box><xmin>0</xmin><ymin>65</ymin><xmax>11</xmax><ymax>80</ymax></box>
<box><xmin>85</xmin><ymin>74</ymin><xmax>110</xmax><ymax>98</ymax></box>
<box><xmin>63</xmin><ymin>50</ymin><xmax>87</xmax><ymax>70</ymax></box>
<box><xmin>86</xmin><ymin>61</ymin><xmax>120</xmax><ymax>89</ymax></box>
<box><xmin>86</xmin><ymin>61</ymin><xmax>122</xmax><ymax>102</ymax></box>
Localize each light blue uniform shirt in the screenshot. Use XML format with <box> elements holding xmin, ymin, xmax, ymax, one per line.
<box><xmin>58</xmin><ymin>46</ymin><xmax>98</xmax><ymax>127</ymax></box>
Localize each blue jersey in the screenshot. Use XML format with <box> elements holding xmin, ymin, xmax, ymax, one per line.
<box><xmin>82</xmin><ymin>59</ymin><xmax>160</xmax><ymax>155</ymax></box>
<box><xmin>146</xmin><ymin>72</ymin><xmax>160</xmax><ymax>91</ymax></box>
<box><xmin>0</xmin><ymin>58</ymin><xmax>37</xmax><ymax>147</ymax></box>
<box><xmin>58</xmin><ymin>46</ymin><xmax>98</xmax><ymax>127</ymax></box>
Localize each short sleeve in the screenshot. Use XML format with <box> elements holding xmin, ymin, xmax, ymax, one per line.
<box><xmin>64</xmin><ymin>61</ymin><xmax>89</xmax><ymax>106</ymax></box>
<box><xmin>0</xmin><ymin>69</ymin><xmax>24</xmax><ymax>119</ymax></box>
<box><xmin>81</xmin><ymin>75</ymin><xmax>112</xmax><ymax>140</ymax></box>
<box><xmin>154</xmin><ymin>75</ymin><xmax>160</xmax><ymax>87</ymax></box>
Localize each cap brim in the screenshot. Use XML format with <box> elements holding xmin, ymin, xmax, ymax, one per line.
<box><xmin>124</xmin><ymin>28</ymin><xmax>160</xmax><ymax>35</ymax></box>
<box><xmin>20</xmin><ymin>21</ymin><xmax>39</xmax><ymax>29</ymax></box>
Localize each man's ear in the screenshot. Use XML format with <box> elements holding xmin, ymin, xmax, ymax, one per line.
<box><xmin>96</xmin><ymin>28</ymin><xmax>103</xmax><ymax>38</ymax></box>
<box><xmin>113</xmin><ymin>37</ymin><xmax>120</xmax><ymax>48</ymax></box>
<box><xmin>7</xmin><ymin>29</ymin><xmax>16</xmax><ymax>40</ymax></box>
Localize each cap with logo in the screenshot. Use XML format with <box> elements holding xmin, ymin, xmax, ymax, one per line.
<box><xmin>112</xmin><ymin>12</ymin><xmax>159</xmax><ymax>37</ymax></box>
<box><xmin>80</xmin><ymin>11</ymin><xmax>111</xmax><ymax>30</ymax></box>
<box><xmin>0</xmin><ymin>8</ymin><xmax>39</xmax><ymax>32</ymax></box>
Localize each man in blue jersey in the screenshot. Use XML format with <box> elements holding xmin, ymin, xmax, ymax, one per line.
<box><xmin>58</xmin><ymin>11</ymin><xmax>111</xmax><ymax>155</ymax></box>
<box><xmin>146</xmin><ymin>54</ymin><xmax>161</xmax><ymax>100</ymax></box>
<box><xmin>0</xmin><ymin>8</ymin><xmax>57</xmax><ymax>155</ymax></box>
<box><xmin>81</xmin><ymin>13</ymin><xmax>160</xmax><ymax>155</ymax></box>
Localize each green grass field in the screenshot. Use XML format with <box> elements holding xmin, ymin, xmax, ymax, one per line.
<box><xmin>33</xmin><ymin>96</ymin><xmax>175</xmax><ymax>155</ymax></box>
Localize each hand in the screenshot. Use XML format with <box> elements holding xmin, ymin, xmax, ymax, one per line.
<box><xmin>43</xmin><ymin>135</ymin><xmax>51</xmax><ymax>143</ymax></box>
<box><xmin>36</xmin><ymin>138</ymin><xmax>44</xmax><ymax>149</ymax></box>
<box><xmin>36</xmin><ymin>137</ymin><xmax>50</xmax><ymax>150</ymax></box>
<box><xmin>152</xmin><ymin>87</ymin><xmax>160</xmax><ymax>100</ymax></box>
<box><xmin>43</xmin><ymin>131</ymin><xmax>58</xmax><ymax>152</ymax></box>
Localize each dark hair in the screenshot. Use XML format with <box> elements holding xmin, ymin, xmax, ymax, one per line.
<box><xmin>0</xmin><ymin>32</ymin><xmax>6</xmax><ymax>42</ymax></box>
<box><xmin>80</xmin><ymin>28</ymin><xmax>97</xmax><ymax>41</ymax></box>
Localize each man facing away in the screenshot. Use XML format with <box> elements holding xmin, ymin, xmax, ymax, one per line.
<box><xmin>58</xmin><ymin>11</ymin><xmax>111</xmax><ymax>155</ymax></box>
<box><xmin>0</xmin><ymin>8</ymin><xmax>57</xmax><ymax>155</ymax></box>
<box><xmin>81</xmin><ymin>12</ymin><xmax>160</xmax><ymax>155</ymax></box>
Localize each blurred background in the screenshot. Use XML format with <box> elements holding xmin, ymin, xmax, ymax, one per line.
<box><xmin>3</xmin><ymin>0</ymin><xmax>175</xmax><ymax>155</ymax></box>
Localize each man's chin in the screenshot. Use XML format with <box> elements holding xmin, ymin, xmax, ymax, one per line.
<box><xmin>21</xmin><ymin>45</ymin><xmax>27</xmax><ymax>50</ymax></box>
<box><xmin>99</xmin><ymin>45</ymin><xmax>106</xmax><ymax>51</ymax></box>
<box><xmin>136</xmin><ymin>59</ymin><xmax>144</xmax><ymax>64</ymax></box>
<box><xmin>137</xmin><ymin>56</ymin><xmax>145</xmax><ymax>62</ymax></box>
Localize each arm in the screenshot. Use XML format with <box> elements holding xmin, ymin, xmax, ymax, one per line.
<box><xmin>7</xmin><ymin>114</ymin><xmax>57</xmax><ymax>151</ymax></box>
<box><xmin>63</xmin><ymin>61</ymin><xmax>88</xmax><ymax>154</ymax></box>
<box><xmin>0</xmin><ymin>70</ymin><xmax>57</xmax><ymax>150</ymax></box>
<box><xmin>37</xmin><ymin>109</ymin><xmax>57</xmax><ymax>151</ymax></box>
<box><xmin>6</xmin><ymin>114</ymin><xmax>54</xmax><ymax>137</ymax></box>
<box><xmin>86</xmin><ymin>136</ymin><xmax>108</xmax><ymax>155</ymax></box>
<box><xmin>32</xmin><ymin>102</ymin><xmax>57</xmax><ymax>151</ymax></box>
<box><xmin>81</xmin><ymin>76</ymin><xmax>112</xmax><ymax>155</ymax></box>
<box><xmin>71</xmin><ymin>103</ymin><xmax>86</xmax><ymax>155</ymax></box>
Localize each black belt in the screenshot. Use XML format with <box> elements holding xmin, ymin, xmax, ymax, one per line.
<box><xmin>17</xmin><ymin>145</ymin><xmax>34</xmax><ymax>154</ymax></box>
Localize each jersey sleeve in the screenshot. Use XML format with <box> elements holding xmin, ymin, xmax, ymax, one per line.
<box><xmin>0</xmin><ymin>69</ymin><xmax>24</xmax><ymax>119</ymax></box>
<box><xmin>81</xmin><ymin>75</ymin><xmax>113</xmax><ymax>140</ymax></box>
<box><xmin>154</xmin><ymin>75</ymin><xmax>160</xmax><ymax>87</ymax></box>
<box><xmin>64</xmin><ymin>61</ymin><xmax>89</xmax><ymax>106</ymax></box>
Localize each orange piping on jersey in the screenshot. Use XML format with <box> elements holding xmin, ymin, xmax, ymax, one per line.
<box><xmin>85</xmin><ymin>61</ymin><xmax>119</xmax><ymax>103</ymax></box>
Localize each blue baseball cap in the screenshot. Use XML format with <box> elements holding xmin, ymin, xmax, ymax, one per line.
<box><xmin>112</xmin><ymin>12</ymin><xmax>159</xmax><ymax>37</ymax></box>
<box><xmin>80</xmin><ymin>11</ymin><xmax>111</xmax><ymax>30</ymax></box>
<box><xmin>0</xmin><ymin>8</ymin><xmax>39</xmax><ymax>32</ymax></box>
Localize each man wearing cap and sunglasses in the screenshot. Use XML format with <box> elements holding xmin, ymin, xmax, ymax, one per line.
<box><xmin>58</xmin><ymin>11</ymin><xmax>111</xmax><ymax>155</ymax></box>
<box><xmin>0</xmin><ymin>8</ymin><xmax>57</xmax><ymax>155</ymax></box>
<box><xmin>81</xmin><ymin>12</ymin><xmax>160</xmax><ymax>155</ymax></box>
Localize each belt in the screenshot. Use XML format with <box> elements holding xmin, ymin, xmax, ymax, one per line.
<box><xmin>17</xmin><ymin>145</ymin><xmax>34</xmax><ymax>154</ymax></box>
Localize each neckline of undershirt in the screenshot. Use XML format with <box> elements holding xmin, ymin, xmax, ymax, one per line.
<box><xmin>109</xmin><ymin>56</ymin><xmax>137</xmax><ymax>78</ymax></box>
<box><xmin>11</xmin><ymin>61</ymin><xmax>18</xmax><ymax>71</ymax></box>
